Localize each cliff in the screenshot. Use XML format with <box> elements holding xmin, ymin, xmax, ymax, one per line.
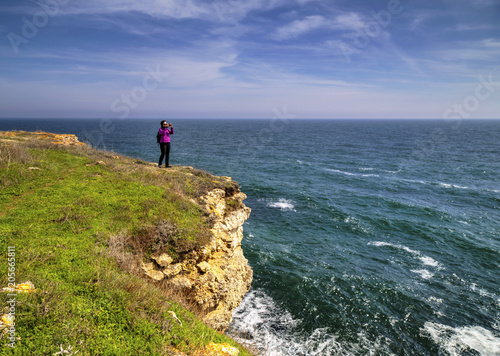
<box><xmin>142</xmin><ymin>182</ymin><xmax>253</xmax><ymax>332</ymax></box>
<box><xmin>0</xmin><ymin>130</ymin><xmax>254</xmax><ymax>355</ymax></box>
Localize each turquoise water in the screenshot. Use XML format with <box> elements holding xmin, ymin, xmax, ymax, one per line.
<box><xmin>2</xmin><ymin>118</ymin><xmax>499</xmax><ymax>355</ymax></box>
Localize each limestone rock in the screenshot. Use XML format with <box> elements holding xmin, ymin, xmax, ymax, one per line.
<box><xmin>163</xmin><ymin>263</ymin><xmax>182</xmax><ymax>278</ymax></box>
<box><xmin>141</xmin><ymin>262</ymin><xmax>164</xmax><ymax>281</ymax></box>
<box><xmin>169</xmin><ymin>277</ymin><xmax>192</xmax><ymax>290</ymax></box>
<box><xmin>197</xmin><ymin>261</ymin><xmax>211</xmax><ymax>273</ymax></box>
<box><xmin>142</xmin><ymin>183</ymin><xmax>253</xmax><ymax>332</ymax></box>
<box><xmin>0</xmin><ymin>131</ymin><xmax>85</xmax><ymax>146</ymax></box>
<box><xmin>152</xmin><ymin>253</ymin><xmax>173</xmax><ymax>267</ymax></box>
<box><xmin>192</xmin><ymin>342</ymin><xmax>239</xmax><ymax>356</ymax></box>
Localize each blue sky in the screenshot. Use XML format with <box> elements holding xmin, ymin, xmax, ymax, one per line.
<box><xmin>1</xmin><ymin>0</ymin><xmax>499</xmax><ymax>119</ymax></box>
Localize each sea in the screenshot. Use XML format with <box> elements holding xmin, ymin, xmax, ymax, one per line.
<box><xmin>1</xmin><ymin>118</ymin><xmax>499</xmax><ymax>356</ymax></box>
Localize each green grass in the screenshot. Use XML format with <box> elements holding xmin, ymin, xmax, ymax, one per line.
<box><xmin>0</xmin><ymin>138</ymin><xmax>252</xmax><ymax>355</ymax></box>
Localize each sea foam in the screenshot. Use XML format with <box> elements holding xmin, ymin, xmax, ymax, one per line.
<box><xmin>368</xmin><ymin>241</ymin><xmax>443</xmax><ymax>272</ymax></box>
<box><xmin>227</xmin><ymin>289</ymin><xmax>371</xmax><ymax>355</ymax></box>
<box><xmin>264</xmin><ymin>198</ymin><xmax>296</xmax><ymax>211</ymax></box>
<box><xmin>422</xmin><ymin>322</ymin><xmax>500</xmax><ymax>356</ymax></box>
<box><xmin>325</xmin><ymin>168</ymin><xmax>380</xmax><ymax>178</ymax></box>
<box><xmin>411</xmin><ymin>269</ymin><xmax>434</xmax><ymax>280</ymax></box>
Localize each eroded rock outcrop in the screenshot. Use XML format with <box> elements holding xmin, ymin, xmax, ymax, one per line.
<box><xmin>142</xmin><ymin>180</ymin><xmax>253</xmax><ymax>332</ymax></box>
<box><xmin>0</xmin><ymin>131</ymin><xmax>85</xmax><ymax>146</ymax></box>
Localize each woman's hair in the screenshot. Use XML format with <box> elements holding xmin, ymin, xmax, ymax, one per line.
<box><xmin>160</xmin><ymin>120</ymin><xmax>167</xmax><ymax>127</ymax></box>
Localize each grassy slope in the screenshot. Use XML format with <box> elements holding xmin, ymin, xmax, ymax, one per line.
<box><xmin>0</xmin><ymin>136</ymin><xmax>252</xmax><ymax>355</ymax></box>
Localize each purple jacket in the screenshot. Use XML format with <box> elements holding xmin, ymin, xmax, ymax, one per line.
<box><xmin>158</xmin><ymin>127</ymin><xmax>174</xmax><ymax>143</ymax></box>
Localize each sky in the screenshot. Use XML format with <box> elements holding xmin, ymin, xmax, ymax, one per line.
<box><xmin>0</xmin><ymin>0</ymin><xmax>499</xmax><ymax>119</ymax></box>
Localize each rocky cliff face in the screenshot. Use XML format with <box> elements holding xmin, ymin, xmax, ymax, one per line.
<box><xmin>142</xmin><ymin>181</ymin><xmax>253</xmax><ymax>332</ymax></box>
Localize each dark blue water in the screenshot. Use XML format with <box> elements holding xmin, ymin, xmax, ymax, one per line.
<box><xmin>2</xmin><ymin>118</ymin><xmax>499</xmax><ymax>355</ymax></box>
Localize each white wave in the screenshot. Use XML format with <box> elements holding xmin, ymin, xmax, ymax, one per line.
<box><xmin>360</xmin><ymin>167</ymin><xmax>398</xmax><ymax>174</ymax></box>
<box><xmin>227</xmin><ymin>290</ymin><xmax>345</xmax><ymax>355</ymax></box>
<box><xmin>470</xmin><ymin>284</ymin><xmax>500</xmax><ymax>304</ymax></box>
<box><xmin>368</xmin><ymin>241</ymin><xmax>443</xmax><ymax>272</ymax></box>
<box><xmin>266</xmin><ymin>198</ymin><xmax>296</xmax><ymax>211</ymax></box>
<box><xmin>419</xmin><ymin>256</ymin><xmax>440</xmax><ymax>268</ymax></box>
<box><xmin>438</xmin><ymin>182</ymin><xmax>470</xmax><ymax>190</ymax></box>
<box><xmin>421</xmin><ymin>322</ymin><xmax>500</xmax><ymax>356</ymax></box>
<box><xmin>411</xmin><ymin>269</ymin><xmax>434</xmax><ymax>279</ymax></box>
<box><xmin>326</xmin><ymin>168</ymin><xmax>356</xmax><ymax>176</ymax></box>
<box><xmin>325</xmin><ymin>168</ymin><xmax>380</xmax><ymax>178</ymax></box>
<box><xmin>227</xmin><ymin>289</ymin><xmax>384</xmax><ymax>356</ymax></box>
<box><xmin>369</xmin><ymin>241</ymin><xmax>393</xmax><ymax>248</ymax></box>
<box><xmin>361</xmin><ymin>167</ymin><xmax>393</xmax><ymax>174</ymax></box>
<box><xmin>398</xmin><ymin>178</ymin><xmax>472</xmax><ymax>191</ymax></box>
<box><xmin>368</xmin><ymin>241</ymin><xmax>419</xmax><ymax>255</ymax></box>
<box><xmin>398</xmin><ymin>178</ymin><xmax>427</xmax><ymax>185</ymax></box>
<box><xmin>397</xmin><ymin>178</ymin><xmax>499</xmax><ymax>195</ymax></box>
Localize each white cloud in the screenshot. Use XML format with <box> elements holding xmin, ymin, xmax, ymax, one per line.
<box><xmin>2</xmin><ymin>0</ymin><xmax>499</xmax><ymax>119</ymax></box>
<box><xmin>482</xmin><ymin>38</ymin><xmax>500</xmax><ymax>48</ymax></box>
<box><xmin>58</xmin><ymin>0</ymin><xmax>289</xmax><ymax>23</ymax></box>
<box><xmin>65</xmin><ymin>0</ymin><xmax>208</xmax><ymax>19</ymax></box>
<box><xmin>332</xmin><ymin>12</ymin><xmax>365</xmax><ymax>31</ymax></box>
<box><xmin>274</xmin><ymin>15</ymin><xmax>327</xmax><ymax>40</ymax></box>
<box><xmin>2</xmin><ymin>57</ymin><xmax>499</xmax><ymax>119</ymax></box>
<box><xmin>428</xmin><ymin>40</ymin><xmax>500</xmax><ymax>65</ymax></box>
<box><xmin>273</xmin><ymin>11</ymin><xmax>388</xmax><ymax>42</ymax></box>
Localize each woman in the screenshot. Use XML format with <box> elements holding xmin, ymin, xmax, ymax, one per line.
<box><xmin>158</xmin><ymin>120</ymin><xmax>174</xmax><ymax>168</ymax></box>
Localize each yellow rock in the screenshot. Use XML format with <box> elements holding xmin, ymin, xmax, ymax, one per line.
<box><xmin>2</xmin><ymin>281</ymin><xmax>36</xmax><ymax>293</ymax></box>
<box><xmin>0</xmin><ymin>314</ymin><xmax>14</xmax><ymax>327</ymax></box>
<box><xmin>141</xmin><ymin>262</ymin><xmax>164</xmax><ymax>281</ymax></box>
<box><xmin>143</xmin><ymin>186</ymin><xmax>253</xmax><ymax>332</ymax></box>
<box><xmin>16</xmin><ymin>281</ymin><xmax>36</xmax><ymax>293</ymax></box>
<box><xmin>0</xmin><ymin>131</ymin><xmax>85</xmax><ymax>146</ymax></box>
<box><xmin>152</xmin><ymin>253</ymin><xmax>174</xmax><ymax>267</ymax></box>
<box><xmin>193</xmin><ymin>342</ymin><xmax>239</xmax><ymax>356</ymax></box>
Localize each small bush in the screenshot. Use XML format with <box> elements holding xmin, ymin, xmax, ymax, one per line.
<box><xmin>0</xmin><ymin>143</ymin><xmax>32</xmax><ymax>166</ymax></box>
<box><xmin>225</xmin><ymin>198</ymin><xmax>243</xmax><ymax>216</ymax></box>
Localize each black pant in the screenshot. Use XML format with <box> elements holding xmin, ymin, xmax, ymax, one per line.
<box><xmin>159</xmin><ymin>142</ymin><xmax>171</xmax><ymax>167</ymax></box>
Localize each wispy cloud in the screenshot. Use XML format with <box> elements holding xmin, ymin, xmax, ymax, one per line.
<box><xmin>57</xmin><ymin>0</ymin><xmax>293</xmax><ymax>23</ymax></box>
<box><xmin>332</xmin><ymin>12</ymin><xmax>366</xmax><ymax>31</ymax></box>
<box><xmin>274</xmin><ymin>15</ymin><xmax>327</xmax><ymax>40</ymax></box>
<box><xmin>64</xmin><ymin>0</ymin><xmax>209</xmax><ymax>19</ymax></box>
<box><xmin>1</xmin><ymin>0</ymin><xmax>499</xmax><ymax>118</ymax></box>
<box><xmin>274</xmin><ymin>12</ymin><xmax>369</xmax><ymax>41</ymax></box>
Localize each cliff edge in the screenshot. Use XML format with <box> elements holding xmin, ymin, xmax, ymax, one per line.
<box><xmin>143</xmin><ymin>185</ymin><xmax>252</xmax><ymax>331</ymax></box>
<box><xmin>0</xmin><ymin>130</ymin><xmax>254</xmax><ymax>354</ymax></box>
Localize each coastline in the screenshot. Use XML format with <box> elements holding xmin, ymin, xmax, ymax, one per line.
<box><xmin>0</xmin><ymin>130</ymin><xmax>254</xmax><ymax>355</ymax></box>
